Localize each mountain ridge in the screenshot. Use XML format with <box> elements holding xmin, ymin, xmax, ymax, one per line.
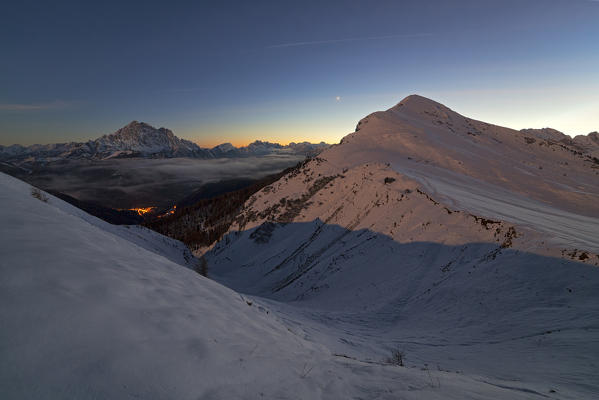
<box><xmin>196</xmin><ymin>94</ymin><xmax>599</xmax><ymax>397</ymax></box>
<box><xmin>333</xmin><ymin>94</ymin><xmax>599</xmax><ymax>218</ymax></box>
<box><xmin>352</xmin><ymin>95</ymin><xmax>598</xmax><ymax>153</ymax></box>
<box><xmin>154</xmin><ymin>95</ymin><xmax>599</xmax><ymax>255</ymax></box>
<box><xmin>0</xmin><ymin>121</ymin><xmax>329</xmax><ymax>164</ymax></box>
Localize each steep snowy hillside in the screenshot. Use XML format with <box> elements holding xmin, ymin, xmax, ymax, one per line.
<box><xmin>2</xmin><ymin>172</ymin><xmax>553</xmax><ymax>399</ymax></box>
<box><xmin>203</xmin><ymin>96</ymin><xmax>599</xmax><ymax>398</ymax></box>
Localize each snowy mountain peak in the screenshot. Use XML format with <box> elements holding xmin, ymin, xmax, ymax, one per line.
<box><xmin>334</xmin><ymin>95</ymin><xmax>599</xmax><ymax>218</ymax></box>
<box><xmin>0</xmin><ymin>122</ymin><xmax>329</xmax><ymax>165</ymax></box>
<box><xmin>104</xmin><ymin>121</ymin><xmax>175</xmax><ymax>144</ymax></box>
<box><xmin>212</xmin><ymin>142</ymin><xmax>235</xmax><ymax>152</ymax></box>
<box><xmin>388</xmin><ymin>94</ymin><xmax>460</xmax><ymax>122</ymax></box>
<box><xmin>352</xmin><ymin>94</ymin><xmax>464</xmax><ymax>137</ymax></box>
<box><xmin>393</xmin><ymin>94</ymin><xmax>449</xmax><ymax>112</ymax></box>
<box><xmin>93</xmin><ymin>121</ymin><xmax>204</xmax><ymax>158</ymax></box>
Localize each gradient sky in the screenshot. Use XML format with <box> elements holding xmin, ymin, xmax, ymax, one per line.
<box><xmin>1</xmin><ymin>0</ymin><xmax>598</xmax><ymax>146</ymax></box>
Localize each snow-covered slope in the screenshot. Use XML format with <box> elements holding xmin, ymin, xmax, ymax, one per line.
<box><xmin>0</xmin><ymin>173</ymin><xmax>326</xmax><ymax>399</ymax></box>
<box><xmin>2</xmin><ymin>172</ymin><xmax>553</xmax><ymax>399</ymax></box>
<box><xmin>203</xmin><ymin>96</ymin><xmax>599</xmax><ymax>398</ymax></box>
<box><xmin>1</xmin><ymin>173</ymin><xmax>197</xmax><ymax>269</ymax></box>
<box><xmin>331</xmin><ymin>95</ymin><xmax>598</xmax><ymax>218</ymax></box>
<box><xmin>205</xmin><ymin>161</ymin><xmax>599</xmax><ymax>399</ymax></box>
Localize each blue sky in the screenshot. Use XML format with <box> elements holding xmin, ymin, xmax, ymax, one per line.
<box><xmin>1</xmin><ymin>0</ymin><xmax>598</xmax><ymax>146</ymax></box>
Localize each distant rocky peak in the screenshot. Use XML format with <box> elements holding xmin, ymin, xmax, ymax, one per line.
<box><xmin>247</xmin><ymin>140</ymin><xmax>282</xmax><ymax>149</ymax></box>
<box><xmin>212</xmin><ymin>143</ymin><xmax>236</xmax><ymax>152</ymax></box>
<box><xmin>110</xmin><ymin>121</ymin><xmax>174</xmax><ymax>140</ymax></box>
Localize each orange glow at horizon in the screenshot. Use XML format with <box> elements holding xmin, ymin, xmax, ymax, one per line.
<box><xmin>188</xmin><ymin>129</ymin><xmax>343</xmax><ymax>149</ymax></box>
<box><xmin>174</xmin><ymin>101</ymin><xmax>360</xmax><ymax>148</ymax></box>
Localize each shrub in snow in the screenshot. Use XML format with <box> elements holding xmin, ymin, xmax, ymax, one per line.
<box><xmin>30</xmin><ymin>187</ymin><xmax>48</xmax><ymax>202</ymax></box>
<box><xmin>386</xmin><ymin>349</ymin><xmax>405</xmax><ymax>366</ymax></box>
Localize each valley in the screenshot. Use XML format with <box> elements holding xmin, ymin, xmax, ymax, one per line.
<box><xmin>0</xmin><ymin>121</ymin><xmax>327</xmax><ymax>213</ymax></box>
<box><xmin>1</xmin><ymin>155</ymin><xmax>306</xmax><ymax>210</ymax></box>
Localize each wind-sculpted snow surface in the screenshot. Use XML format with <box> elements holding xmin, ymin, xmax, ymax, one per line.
<box><xmin>2</xmin><ymin>172</ymin><xmax>554</xmax><ymax>399</ymax></box>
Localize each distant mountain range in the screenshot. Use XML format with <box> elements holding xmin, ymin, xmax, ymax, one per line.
<box><xmin>0</xmin><ymin>121</ymin><xmax>329</xmax><ymax>165</ymax></box>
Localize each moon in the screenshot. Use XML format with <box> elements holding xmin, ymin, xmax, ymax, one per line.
<box><xmin>335</xmin><ymin>96</ymin><xmax>341</xmax><ymax>101</ymax></box>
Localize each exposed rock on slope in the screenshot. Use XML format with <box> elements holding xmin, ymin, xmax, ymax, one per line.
<box><xmin>211</xmin><ymin>158</ymin><xmax>597</xmax><ymax>297</ymax></box>
<box><xmin>521</xmin><ymin>128</ymin><xmax>599</xmax><ymax>158</ymax></box>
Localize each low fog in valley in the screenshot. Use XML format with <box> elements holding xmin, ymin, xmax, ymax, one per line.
<box><xmin>2</xmin><ymin>155</ymin><xmax>305</xmax><ymax>209</ymax></box>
